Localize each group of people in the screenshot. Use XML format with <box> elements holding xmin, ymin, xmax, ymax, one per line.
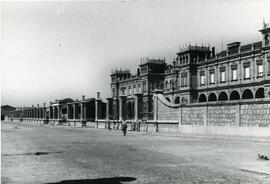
<box><xmin>107</xmin><ymin>118</ymin><xmax>142</xmax><ymax>136</ymax></box>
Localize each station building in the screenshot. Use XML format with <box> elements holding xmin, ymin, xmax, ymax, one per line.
<box><xmin>10</xmin><ymin>23</ymin><xmax>270</xmax><ymax>133</ymax></box>
<box><xmin>110</xmin><ymin>23</ymin><xmax>270</xmax><ymax>122</ymax></box>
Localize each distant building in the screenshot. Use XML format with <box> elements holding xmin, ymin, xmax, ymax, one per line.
<box><xmin>1</xmin><ymin>105</ymin><xmax>16</xmax><ymax>120</ymax></box>
<box><xmin>110</xmin><ymin>23</ymin><xmax>270</xmax><ymax>121</ymax></box>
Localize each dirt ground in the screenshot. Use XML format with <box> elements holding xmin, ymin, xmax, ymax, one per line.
<box><xmin>1</xmin><ymin>121</ymin><xmax>270</xmax><ymax>184</ymax></box>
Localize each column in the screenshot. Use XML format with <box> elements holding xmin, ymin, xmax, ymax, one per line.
<box><xmin>38</xmin><ymin>108</ymin><xmax>40</xmax><ymax>119</ymax></box>
<box><xmin>252</xmin><ymin>57</ymin><xmax>256</xmax><ymax>82</ymax></box>
<box><xmin>67</xmin><ymin>104</ymin><xmax>70</xmax><ymax>120</ymax></box>
<box><xmin>80</xmin><ymin>102</ymin><xmax>86</xmax><ymax>121</ymax></box>
<box><xmin>52</xmin><ymin>106</ymin><xmax>55</xmax><ymax>119</ymax></box>
<box><xmin>57</xmin><ymin>106</ymin><xmax>61</xmax><ymax>119</ymax></box>
<box><xmin>43</xmin><ymin>103</ymin><xmax>46</xmax><ymax>119</ymax></box>
<box><xmin>33</xmin><ymin>108</ymin><xmax>36</xmax><ymax>119</ymax></box>
<box><xmin>73</xmin><ymin>103</ymin><xmax>76</xmax><ymax>119</ymax></box>
<box><xmin>32</xmin><ymin>108</ymin><xmax>34</xmax><ymax>119</ymax></box>
<box><xmin>134</xmin><ymin>94</ymin><xmax>142</xmax><ymax>122</ymax></box>
<box><xmin>226</xmin><ymin>62</ymin><xmax>230</xmax><ymax>85</ymax></box>
<box><xmin>205</xmin><ymin>67</ymin><xmax>209</xmax><ymax>88</ymax></box>
<box><xmin>118</xmin><ymin>95</ymin><xmax>126</xmax><ymax>121</ymax></box>
<box><xmin>152</xmin><ymin>89</ymin><xmax>163</xmax><ymax>122</ymax></box>
<box><xmin>216</xmin><ymin>64</ymin><xmax>219</xmax><ymax>86</ymax></box>
<box><xmin>106</xmin><ymin>98</ymin><xmax>113</xmax><ymax>120</ymax></box>
<box><xmin>95</xmin><ymin>99</ymin><xmax>102</xmax><ymax>121</ymax></box>
<box><xmin>37</xmin><ymin>108</ymin><xmax>40</xmax><ymax>119</ymax></box>
<box><xmin>49</xmin><ymin>106</ymin><xmax>52</xmax><ymax>119</ymax></box>
<box><xmin>238</xmin><ymin>59</ymin><xmax>242</xmax><ymax>83</ymax></box>
<box><xmin>37</xmin><ymin>104</ymin><xmax>40</xmax><ymax>119</ymax></box>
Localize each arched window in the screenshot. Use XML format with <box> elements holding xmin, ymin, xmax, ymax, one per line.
<box><xmin>198</xmin><ymin>94</ymin><xmax>207</xmax><ymax>102</ymax></box>
<box><xmin>218</xmin><ymin>91</ymin><xmax>228</xmax><ymax>101</ymax></box>
<box><xmin>229</xmin><ymin>90</ymin><xmax>240</xmax><ymax>100</ymax></box>
<box><xmin>165</xmin><ymin>81</ymin><xmax>168</xmax><ymax>89</ymax></box>
<box><xmin>242</xmin><ymin>89</ymin><xmax>253</xmax><ymax>99</ymax></box>
<box><xmin>255</xmin><ymin>88</ymin><xmax>264</xmax><ymax>98</ymax></box>
<box><xmin>165</xmin><ymin>97</ymin><xmax>171</xmax><ymax>102</ymax></box>
<box><xmin>208</xmin><ymin>93</ymin><xmax>217</xmax><ymax>102</ymax></box>
<box><xmin>175</xmin><ymin>96</ymin><xmax>180</xmax><ymax>104</ymax></box>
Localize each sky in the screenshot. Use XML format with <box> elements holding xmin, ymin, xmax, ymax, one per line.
<box><xmin>1</xmin><ymin>0</ymin><xmax>270</xmax><ymax>107</ymax></box>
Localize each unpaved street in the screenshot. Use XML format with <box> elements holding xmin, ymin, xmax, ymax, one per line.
<box><xmin>2</xmin><ymin>121</ymin><xmax>270</xmax><ymax>184</ymax></box>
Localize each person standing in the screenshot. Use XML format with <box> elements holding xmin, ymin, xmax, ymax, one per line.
<box><xmin>122</xmin><ymin>118</ymin><xmax>127</xmax><ymax>136</ymax></box>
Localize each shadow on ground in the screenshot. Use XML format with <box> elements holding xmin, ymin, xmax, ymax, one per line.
<box><xmin>45</xmin><ymin>177</ymin><xmax>136</xmax><ymax>184</ymax></box>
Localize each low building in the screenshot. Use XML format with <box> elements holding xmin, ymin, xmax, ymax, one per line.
<box><xmin>1</xmin><ymin>105</ymin><xmax>16</xmax><ymax>120</ymax></box>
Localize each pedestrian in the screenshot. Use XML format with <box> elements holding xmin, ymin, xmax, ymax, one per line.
<box><xmin>108</xmin><ymin>120</ymin><xmax>111</xmax><ymax>130</ymax></box>
<box><xmin>137</xmin><ymin>120</ymin><xmax>141</xmax><ymax>131</ymax></box>
<box><xmin>113</xmin><ymin>119</ymin><xmax>116</xmax><ymax>130</ymax></box>
<box><xmin>122</xmin><ymin>118</ymin><xmax>127</xmax><ymax>136</ymax></box>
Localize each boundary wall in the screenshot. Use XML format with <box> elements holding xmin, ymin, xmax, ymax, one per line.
<box><xmin>153</xmin><ymin>94</ymin><xmax>270</xmax><ymax>136</ymax></box>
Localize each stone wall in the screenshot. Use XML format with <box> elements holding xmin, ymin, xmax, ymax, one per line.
<box><xmin>154</xmin><ymin>94</ymin><xmax>270</xmax><ymax>136</ymax></box>
<box><xmin>157</xmin><ymin>99</ymin><xmax>179</xmax><ymax>120</ymax></box>
<box><xmin>207</xmin><ymin>105</ymin><xmax>237</xmax><ymax>126</ymax></box>
<box><xmin>181</xmin><ymin>106</ymin><xmax>204</xmax><ymax>125</ymax></box>
<box><xmin>240</xmin><ymin>103</ymin><xmax>270</xmax><ymax>127</ymax></box>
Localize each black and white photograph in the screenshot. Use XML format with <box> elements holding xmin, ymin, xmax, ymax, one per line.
<box><xmin>1</xmin><ymin>0</ymin><xmax>270</xmax><ymax>183</ymax></box>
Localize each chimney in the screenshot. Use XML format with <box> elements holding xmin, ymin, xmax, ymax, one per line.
<box><xmin>211</xmin><ymin>47</ymin><xmax>215</xmax><ymax>58</ymax></box>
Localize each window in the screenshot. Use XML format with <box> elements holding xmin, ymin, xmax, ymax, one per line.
<box><xmin>210</xmin><ymin>72</ymin><xmax>215</xmax><ymax>84</ymax></box>
<box><xmin>181</xmin><ymin>74</ymin><xmax>187</xmax><ymax>87</ymax></box>
<box><xmin>133</xmin><ymin>85</ymin><xmax>136</xmax><ymax>94</ymax></box>
<box><xmin>258</xmin><ymin>64</ymin><xmax>263</xmax><ymax>77</ymax></box>
<box><xmin>200</xmin><ymin>74</ymin><xmax>205</xmax><ymax>85</ymax></box>
<box><xmin>244</xmin><ymin>66</ymin><xmax>250</xmax><ymax>79</ymax></box>
<box><xmin>129</xmin><ymin>86</ymin><xmax>132</xmax><ymax>95</ymax></box>
<box><xmin>142</xmin><ymin>82</ymin><xmax>147</xmax><ymax>93</ymax></box>
<box><xmin>121</xmin><ymin>88</ymin><xmax>126</xmax><ymax>95</ymax></box>
<box><xmin>220</xmin><ymin>71</ymin><xmax>226</xmax><ymax>82</ymax></box>
<box><xmin>232</xmin><ymin>69</ymin><xmax>237</xmax><ymax>81</ymax></box>
<box><xmin>138</xmin><ymin>85</ymin><xmax>141</xmax><ymax>93</ymax></box>
<box><xmin>112</xmin><ymin>88</ymin><xmax>116</xmax><ymax>98</ymax></box>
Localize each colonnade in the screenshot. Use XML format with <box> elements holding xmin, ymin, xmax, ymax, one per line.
<box><xmin>10</xmin><ymin>94</ymin><xmax>116</xmax><ymax>125</ymax></box>
<box><xmin>117</xmin><ymin>93</ymin><xmax>143</xmax><ymax>121</ymax></box>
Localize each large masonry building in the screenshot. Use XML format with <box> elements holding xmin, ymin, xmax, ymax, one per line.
<box><xmin>10</xmin><ymin>23</ymin><xmax>270</xmax><ymax>136</ymax></box>
<box><xmin>110</xmin><ymin>23</ymin><xmax>270</xmax><ymax>121</ymax></box>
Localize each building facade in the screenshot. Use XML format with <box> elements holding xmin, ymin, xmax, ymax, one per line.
<box><xmin>111</xmin><ymin>23</ymin><xmax>270</xmax><ymax>121</ymax></box>
<box><xmin>110</xmin><ymin>58</ymin><xmax>166</xmax><ymax>121</ymax></box>
<box><xmin>9</xmin><ymin>23</ymin><xmax>270</xmax><ymax>131</ymax></box>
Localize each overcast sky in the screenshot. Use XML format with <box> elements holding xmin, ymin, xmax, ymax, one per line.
<box><xmin>1</xmin><ymin>0</ymin><xmax>270</xmax><ymax>107</ymax></box>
